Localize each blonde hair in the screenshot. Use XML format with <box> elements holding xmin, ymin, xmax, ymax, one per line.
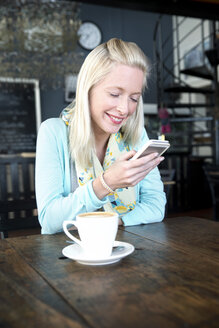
<box><xmin>65</xmin><ymin>38</ymin><xmax>150</xmax><ymax>167</ymax></box>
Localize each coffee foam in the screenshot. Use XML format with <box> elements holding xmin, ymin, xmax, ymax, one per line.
<box><xmin>78</xmin><ymin>212</ymin><xmax>116</xmax><ymax>218</ymax></box>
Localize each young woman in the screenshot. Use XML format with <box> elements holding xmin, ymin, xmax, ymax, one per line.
<box><xmin>35</xmin><ymin>38</ymin><xmax>166</xmax><ymax>234</ymax></box>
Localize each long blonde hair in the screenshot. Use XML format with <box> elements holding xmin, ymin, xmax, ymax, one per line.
<box><xmin>65</xmin><ymin>38</ymin><xmax>150</xmax><ymax>167</ymax></box>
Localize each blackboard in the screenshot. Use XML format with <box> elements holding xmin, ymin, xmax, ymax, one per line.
<box><xmin>0</xmin><ymin>79</ymin><xmax>41</xmax><ymax>154</ymax></box>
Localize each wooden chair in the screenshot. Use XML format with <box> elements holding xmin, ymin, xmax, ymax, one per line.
<box><xmin>203</xmin><ymin>164</ymin><xmax>219</xmax><ymax>221</ymax></box>
<box><xmin>0</xmin><ymin>154</ymin><xmax>40</xmax><ymax>238</ymax></box>
<box><xmin>160</xmin><ymin>169</ymin><xmax>176</xmax><ymax>215</ymax></box>
<box><xmin>160</xmin><ymin>169</ymin><xmax>176</xmax><ymax>199</ymax></box>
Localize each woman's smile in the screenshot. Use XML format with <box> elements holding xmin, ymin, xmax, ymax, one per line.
<box><xmin>106</xmin><ymin>113</ymin><xmax>124</xmax><ymax>125</ymax></box>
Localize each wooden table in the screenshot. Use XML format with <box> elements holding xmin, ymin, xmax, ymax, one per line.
<box><xmin>1</xmin><ymin>217</ymin><xmax>219</xmax><ymax>328</ymax></box>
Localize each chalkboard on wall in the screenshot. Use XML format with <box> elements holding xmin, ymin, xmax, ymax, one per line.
<box><xmin>0</xmin><ymin>78</ymin><xmax>41</xmax><ymax>154</ymax></box>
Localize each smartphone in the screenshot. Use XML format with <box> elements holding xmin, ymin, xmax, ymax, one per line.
<box><xmin>131</xmin><ymin>139</ymin><xmax>170</xmax><ymax>160</ymax></box>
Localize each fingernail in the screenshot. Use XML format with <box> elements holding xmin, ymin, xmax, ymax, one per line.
<box><xmin>159</xmin><ymin>157</ymin><xmax>164</xmax><ymax>162</ymax></box>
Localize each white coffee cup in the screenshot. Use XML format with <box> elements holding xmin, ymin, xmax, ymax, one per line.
<box><xmin>63</xmin><ymin>212</ymin><xmax>119</xmax><ymax>259</ymax></box>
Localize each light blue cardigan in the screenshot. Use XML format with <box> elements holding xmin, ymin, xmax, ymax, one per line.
<box><xmin>35</xmin><ymin>118</ymin><xmax>166</xmax><ymax>234</ymax></box>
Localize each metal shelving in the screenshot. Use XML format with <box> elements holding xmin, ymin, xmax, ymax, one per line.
<box><xmin>152</xmin><ymin>15</ymin><xmax>219</xmax><ymax>212</ymax></box>
<box><xmin>153</xmin><ymin>15</ymin><xmax>219</xmax><ymax>162</ymax></box>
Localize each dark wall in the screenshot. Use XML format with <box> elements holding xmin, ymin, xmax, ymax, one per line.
<box><xmin>40</xmin><ymin>3</ymin><xmax>173</xmax><ymax>121</ymax></box>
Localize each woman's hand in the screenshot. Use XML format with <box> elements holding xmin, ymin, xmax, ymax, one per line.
<box><xmin>92</xmin><ymin>150</ymin><xmax>164</xmax><ymax>200</ymax></box>
<box><xmin>103</xmin><ymin>150</ymin><xmax>164</xmax><ymax>191</ymax></box>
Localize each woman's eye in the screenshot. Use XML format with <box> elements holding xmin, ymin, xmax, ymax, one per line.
<box><xmin>110</xmin><ymin>93</ymin><xmax>119</xmax><ymax>97</ymax></box>
<box><xmin>131</xmin><ymin>98</ymin><xmax>138</xmax><ymax>103</ymax></box>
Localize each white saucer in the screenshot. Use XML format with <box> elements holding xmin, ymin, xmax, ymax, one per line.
<box><xmin>62</xmin><ymin>241</ymin><xmax>135</xmax><ymax>266</ymax></box>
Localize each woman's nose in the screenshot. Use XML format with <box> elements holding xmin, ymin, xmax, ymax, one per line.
<box><xmin>117</xmin><ymin>99</ymin><xmax>129</xmax><ymax>116</ymax></box>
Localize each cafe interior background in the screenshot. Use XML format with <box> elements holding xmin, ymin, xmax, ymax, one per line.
<box><xmin>0</xmin><ymin>0</ymin><xmax>218</xmax><ymax>238</ymax></box>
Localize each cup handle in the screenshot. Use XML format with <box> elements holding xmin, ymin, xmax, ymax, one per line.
<box><xmin>63</xmin><ymin>220</ymin><xmax>82</xmax><ymax>246</ymax></box>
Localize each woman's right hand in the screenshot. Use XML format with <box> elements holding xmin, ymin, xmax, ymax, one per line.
<box><xmin>103</xmin><ymin>150</ymin><xmax>164</xmax><ymax>191</ymax></box>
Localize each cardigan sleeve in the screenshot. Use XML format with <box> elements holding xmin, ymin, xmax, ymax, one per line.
<box><xmin>35</xmin><ymin>119</ymin><xmax>108</xmax><ymax>234</ymax></box>
<box><xmin>122</xmin><ymin>129</ymin><xmax>166</xmax><ymax>226</ymax></box>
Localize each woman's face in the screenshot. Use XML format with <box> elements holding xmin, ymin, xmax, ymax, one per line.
<box><xmin>89</xmin><ymin>63</ymin><xmax>144</xmax><ymax>141</ymax></box>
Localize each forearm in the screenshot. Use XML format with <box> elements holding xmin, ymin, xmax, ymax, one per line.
<box><xmin>122</xmin><ymin>168</ymin><xmax>166</xmax><ymax>226</ymax></box>
<box><xmin>37</xmin><ymin>180</ymin><xmax>108</xmax><ymax>234</ymax></box>
<box><xmin>122</xmin><ymin>191</ymin><xmax>166</xmax><ymax>226</ymax></box>
<box><xmin>92</xmin><ymin>174</ymin><xmax>111</xmax><ymax>200</ymax></box>
<box><xmin>35</xmin><ymin>119</ymin><xmax>108</xmax><ymax>234</ymax></box>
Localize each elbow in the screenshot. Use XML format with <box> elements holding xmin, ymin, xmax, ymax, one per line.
<box><xmin>38</xmin><ymin>209</ymin><xmax>52</xmax><ymax>234</ymax></box>
<box><xmin>156</xmin><ymin>197</ymin><xmax>166</xmax><ymax>222</ymax></box>
<box><xmin>153</xmin><ymin>195</ymin><xmax>166</xmax><ymax>222</ymax></box>
<box><xmin>153</xmin><ymin>210</ymin><xmax>165</xmax><ymax>223</ymax></box>
<box><xmin>142</xmin><ymin>192</ymin><xmax>166</xmax><ymax>224</ymax></box>
<box><xmin>37</xmin><ymin>203</ymin><xmax>62</xmax><ymax>235</ymax></box>
<box><xmin>147</xmin><ymin>206</ymin><xmax>165</xmax><ymax>224</ymax></box>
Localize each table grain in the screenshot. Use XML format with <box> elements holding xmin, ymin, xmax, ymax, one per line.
<box><xmin>1</xmin><ymin>217</ymin><xmax>219</xmax><ymax>328</ymax></box>
<box><xmin>123</xmin><ymin>216</ymin><xmax>219</xmax><ymax>261</ymax></box>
